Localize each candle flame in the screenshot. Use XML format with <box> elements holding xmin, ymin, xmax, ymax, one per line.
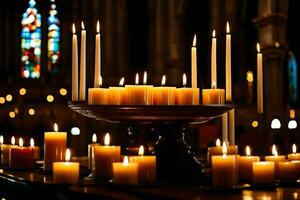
<box><xmin>66</xmin><ymin>148</ymin><xmax>71</xmax><ymax>162</ymax></box>
<box><xmin>212</xmin><ymin>30</ymin><xmax>216</xmax><ymax>38</ymax></box>
<box><xmin>272</xmin><ymin>144</ymin><xmax>278</xmax><ymax>156</ymax></box>
<box><xmin>119</xmin><ymin>77</ymin><xmax>125</xmax><ymax>86</ymax></box>
<box><xmin>216</xmin><ymin>138</ymin><xmax>221</xmax><ymax>147</ymax></box>
<box><xmin>161</xmin><ymin>75</ymin><xmax>166</xmax><ymax>86</ymax></box>
<box><xmin>257</xmin><ymin>43</ymin><xmax>260</xmax><ymax>53</ymax></box>
<box><xmin>293</xmin><ymin>144</ymin><xmax>297</xmax><ymax>154</ymax></box>
<box><xmin>212</xmin><ymin>81</ymin><xmax>216</xmax><ymax>89</ymax></box>
<box><xmin>104</xmin><ymin>132</ymin><xmax>110</xmax><ymax>146</ymax></box>
<box><xmin>92</xmin><ymin>133</ymin><xmax>97</xmax><ymax>143</ymax></box>
<box><xmin>193</xmin><ymin>35</ymin><xmax>196</xmax><ymax>46</ymax></box>
<box><xmin>143</xmin><ymin>71</ymin><xmax>147</xmax><ymax>84</ymax></box>
<box><xmin>0</xmin><ymin>135</ymin><xmax>3</xmax><ymax>145</ymax></box>
<box><xmin>81</xmin><ymin>21</ymin><xmax>85</xmax><ymax>30</ymax></box>
<box><xmin>246</xmin><ymin>145</ymin><xmax>251</xmax><ymax>156</ymax></box>
<box><xmin>135</xmin><ymin>73</ymin><xmax>139</xmax><ymax>85</ymax></box>
<box><xmin>30</xmin><ymin>138</ymin><xmax>34</xmax><ymax>147</ymax></box>
<box><xmin>96</xmin><ymin>20</ymin><xmax>100</xmax><ymax>33</ymax></box>
<box><xmin>54</xmin><ymin>123</ymin><xmax>58</xmax><ymax>132</ymax></box>
<box><xmin>99</xmin><ymin>75</ymin><xmax>103</xmax><ymax>87</ymax></box>
<box><xmin>123</xmin><ymin>156</ymin><xmax>129</xmax><ymax>166</ymax></box>
<box><xmin>222</xmin><ymin>141</ymin><xmax>227</xmax><ymax>155</ymax></box>
<box><xmin>183</xmin><ymin>73</ymin><xmax>187</xmax><ymax>87</ymax></box>
<box><xmin>138</xmin><ymin>145</ymin><xmax>144</xmax><ymax>156</ymax></box>
<box><xmin>19</xmin><ymin>138</ymin><xmax>23</xmax><ymax>147</ymax></box>
<box><xmin>72</xmin><ymin>23</ymin><xmax>76</xmax><ymax>34</ymax></box>
<box><xmin>226</xmin><ymin>22</ymin><xmax>230</xmax><ymax>34</ymax></box>
<box><xmin>11</xmin><ymin>136</ymin><xmax>15</xmax><ymax>145</ymax></box>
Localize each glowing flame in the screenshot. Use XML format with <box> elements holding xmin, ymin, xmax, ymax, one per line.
<box><xmin>212</xmin><ymin>30</ymin><xmax>216</xmax><ymax>38</ymax></box>
<box><xmin>246</xmin><ymin>145</ymin><xmax>251</xmax><ymax>156</ymax></box>
<box><xmin>0</xmin><ymin>135</ymin><xmax>3</xmax><ymax>145</ymax></box>
<box><xmin>19</xmin><ymin>138</ymin><xmax>23</xmax><ymax>147</ymax></box>
<box><xmin>11</xmin><ymin>136</ymin><xmax>15</xmax><ymax>145</ymax></box>
<box><xmin>72</xmin><ymin>23</ymin><xmax>76</xmax><ymax>34</ymax></box>
<box><xmin>257</xmin><ymin>43</ymin><xmax>260</xmax><ymax>53</ymax></box>
<box><xmin>293</xmin><ymin>144</ymin><xmax>297</xmax><ymax>154</ymax></box>
<box><xmin>104</xmin><ymin>133</ymin><xmax>110</xmax><ymax>146</ymax></box>
<box><xmin>216</xmin><ymin>138</ymin><xmax>221</xmax><ymax>147</ymax></box>
<box><xmin>30</xmin><ymin>138</ymin><xmax>34</xmax><ymax>147</ymax></box>
<box><xmin>226</xmin><ymin>22</ymin><xmax>230</xmax><ymax>34</ymax></box>
<box><xmin>92</xmin><ymin>133</ymin><xmax>97</xmax><ymax>143</ymax></box>
<box><xmin>212</xmin><ymin>81</ymin><xmax>216</xmax><ymax>89</ymax></box>
<box><xmin>161</xmin><ymin>75</ymin><xmax>166</xmax><ymax>86</ymax></box>
<box><xmin>81</xmin><ymin>21</ymin><xmax>85</xmax><ymax>30</ymax></box>
<box><xmin>183</xmin><ymin>73</ymin><xmax>187</xmax><ymax>87</ymax></box>
<box><xmin>54</xmin><ymin>123</ymin><xmax>58</xmax><ymax>132</ymax></box>
<box><xmin>272</xmin><ymin>144</ymin><xmax>278</xmax><ymax>156</ymax></box>
<box><xmin>222</xmin><ymin>141</ymin><xmax>227</xmax><ymax>158</ymax></box>
<box><xmin>96</xmin><ymin>20</ymin><xmax>100</xmax><ymax>33</ymax></box>
<box><xmin>123</xmin><ymin>156</ymin><xmax>129</xmax><ymax>166</ymax></box>
<box><xmin>143</xmin><ymin>71</ymin><xmax>147</xmax><ymax>84</ymax></box>
<box><xmin>66</xmin><ymin>148</ymin><xmax>71</xmax><ymax>162</ymax></box>
<box><xmin>119</xmin><ymin>77</ymin><xmax>125</xmax><ymax>86</ymax></box>
<box><xmin>138</xmin><ymin>145</ymin><xmax>144</xmax><ymax>156</ymax></box>
<box><xmin>135</xmin><ymin>73</ymin><xmax>139</xmax><ymax>85</ymax></box>
<box><xmin>99</xmin><ymin>75</ymin><xmax>103</xmax><ymax>87</ymax></box>
<box><xmin>193</xmin><ymin>35</ymin><xmax>196</xmax><ymax>46</ymax></box>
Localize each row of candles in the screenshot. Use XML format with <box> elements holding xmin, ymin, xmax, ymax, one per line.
<box><xmin>208</xmin><ymin>139</ymin><xmax>300</xmax><ymax>187</ymax></box>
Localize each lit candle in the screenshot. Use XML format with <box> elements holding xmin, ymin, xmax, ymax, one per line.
<box><xmin>207</xmin><ymin>138</ymin><xmax>238</xmax><ymax>164</ymax></box>
<box><xmin>93</xmin><ymin>133</ymin><xmax>121</xmax><ymax>179</ymax></box>
<box><xmin>88</xmin><ymin>76</ymin><xmax>109</xmax><ymax>105</ymax></box>
<box><xmin>257</xmin><ymin>43</ymin><xmax>263</xmax><ymax>113</ymax></box>
<box><xmin>278</xmin><ymin>161</ymin><xmax>298</xmax><ymax>182</ymax></box>
<box><xmin>191</xmin><ymin>35</ymin><xmax>197</xmax><ymax>89</ymax></box>
<box><xmin>108</xmin><ymin>77</ymin><xmax>129</xmax><ymax>105</ymax></box>
<box><xmin>222</xmin><ymin>113</ymin><xmax>228</xmax><ymax>143</ymax></box>
<box><xmin>229</xmin><ymin>108</ymin><xmax>235</xmax><ymax>145</ymax></box>
<box><xmin>4</xmin><ymin>136</ymin><xmax>18</xmax><ymax>165</ymax></box>
<box><xmin>88</xmin><ymin>133</ymin><xmax>99</xmax><ymax>170</ymax></box>
<box><xmin>211</xmin><ymin>30</ymin><xmax>217</xmax><ymax>88</ymax></box>
<box><xmin>53</xmin><ymin>148</ymin><xmax>80</xmax><ymax>184</ymax></box>
<box><xmin>238</xmin><ymin>145</ymin><xmax>260</xmax><ymax>182</ymax></box>
<box><xmin>94</xmin><ymin>20</ymin><xmax>101</xmax><ymax>88</ymax></box>
<box><xmin>10</xmin><ymin>138</ymin><xmax>35</xmax><ymax>169</ymax></box>
<box><xmin>202</xmin><ymin>81</ymin><xmax>225</xmax><ymax>104</ymax></box>
<box><xmin>113</xmin><ymin>156</ymin><xmax>138</xmax><ymax>185</ymax></box>
<box><xmin>30</xmin><ymin>138</ymin><xmax>40</xmax><ymax>160</ymax></box>
<box><xmin>291</xmin><ymin>160</ymin><xmax>300</xmax><ymax>179</ymax></box>
<box><xmin>175</xmin><ymin>73</ymin><xmax>199</xmax><ymax>105</ymax></box>
<box><xmin>252</xmin><ymin>161</ymin><xmax>275</xmax><ymax>184</ymax></box>
<box><xmin>153</xmin><ymin>75</ymin><xmax>176</xmax><ymax>105</ymax></box>
<box><xmin>265</xmin><ymin>144</ymin><xmax>286</xmax><ymax>178</ymax></box>
<box><xmin>44</xmin><ymin>123</ymin><xmax>67</xmax><ymax>171</ymax></box>
<box><xmin>225</xmin><ymin>22</ymin><xmax>232</xmax><ymax>102</ymax></box>
<box><xmin>288</xmin><ymin>144</ymin><xmax>300</xmax><ymax>161</ymax></box>
<box><xmin>79</xmin><ymin>21</ymin><xmax>86</xmax><ymax>101</ymax></box>
<box><xmin>129</xmin><ymin>145</ymin><xmax>156</xmax><ymax>182</ymax></box>
<box><xmin>72</xmin><ymin>23</ymin><xmax>79</xmax><ymax>101</ymax></box>
<box><xmin>212</xmin><ymin>142</ymin><xmax>238</xmax><ymax>187</ymax></box>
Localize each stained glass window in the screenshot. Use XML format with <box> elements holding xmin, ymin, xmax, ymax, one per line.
<box><xmin>47</xmin><ymin>0</ymin><xmax>60</xmax><ymax>73</ymax></box>
<box><xmin>288</xmin><ymin>52</ymin><xmax>298</xmax><ymax>102</ymax></box>
<box><xmin>21</xmin><ymin>0</ymin><xmax>41</xmax><ymax>78</ymax></box>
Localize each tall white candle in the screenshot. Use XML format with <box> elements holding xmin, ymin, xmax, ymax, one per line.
<box><xmin>211</xmin><ymin>30</ymin><xmax>217</xmax><ymax>88</ymax></box>
<box><xmin>94</xmin><ymin>20</ymin><xmax>101</xmax><ymax>88</ymax></box>
<box><xmin>72</xmin><ymin>23</ymin><xmax>79</xmax><ymax>101</ymax></box>
<box><xmin>191</xmin><ymin>35</ymin><xmax>197</xmax><ymax>88</ymax></box>
<box><xmin>257</xmin><ymin>43</ymin><xmax>263</xmax><ymax>114</ymax></box>
<box><xmin>226</xmin><ymin>22</ymin><xmax>232</xmax><ymax>102</ymax></box>
<box><xmin>222</xmin><ymin>113</ymin><xmax>228</xmax><ymax>143</ymax></box>
<box><xmin>80</xmin><ymin>22</ymin><xmax>86</xmax><ymax>101</ymax></box>
<box><xmin>229</xmin><ymin>108</ymin><xmax>235</xmax><ymax>145</ymax></box>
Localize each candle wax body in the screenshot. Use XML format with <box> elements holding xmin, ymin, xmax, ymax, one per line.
<box><xmin>153</xmin><ymin>87</ymin><xmax>176</xmax><ymax>105</ymax></box>
<box><xmin>212</xmin><ymin>155</ymin><xmax>238</xmax><ymax>187</ymax></box>
<box><xmin>113</xmin><ymin>162</ymin><xmax>138</xmax><ymax>185</ymax></box>
<box><xmin>108</xmin><ymin>87</ymin><xmax>129</xmax><ymax>105</ymax></box>
<box><xmin>10</xmin><ymin>147</ymin><xmax>35</xmax><ymax>168</ymax></box>
<box><xmin>126</xmin><ymin>85</ymin><xmax>153</xmax><ymax>105</ymax></box>
<box><xmin>202</xmin><ymin>89</ymin><xmax>225</xmax><ymax>104</ymax></box>
<box><xmin>129</xmin><ymin>156</ymin><xmax>156</xmax><ymax>182</ymax></box>
<box><xmin>278</xmin><ymin>161</ymin><xmax>298</xmax><ymax>182</ymax></box>
<box><xmin>44</xmin><ymin>132</ymin><xmax>67</xmax><ymax>171</ymax></box>
<box><xmin>31</xmin><ymin>146</ymin><xmax>40</xmax><ymax>160</ymax></box>
<box><xmin>88</xmin><ymin>88</ymin><xmax>108</xmax><ymax>105</ymax></box>
<box><xmin>175</xmin><ymin>88</ymin><xmax>199</xmax><ymax>105</ymax></box>
<box><xmin>265</xmin><ymin>155</ymin><xmax>286</xmax><ymax>178</ymax></box>
<box><xmin>72</xmin><ymin>34</ymin><xmax>79</xmax><ymax>101</ymax></box>
<box><xmin>207</xmin><ymin>145</ymin><xmax>238</xmax><ymax>164</ymax></box>
<box><xmin>93</xmin><ymin>145</ymin><xmax>121</xmax><ymax>178</ymax></box>
<box><xmin>238</xmin><ymin>156</ymin><xmax>260</xmax><ymax>181</ymax></box>
<box><xmin>252</xmin><ymin>161</ymin><xmax>275</xmax><ymax>184</ymax></box>
<box><xmin>291</xmin><ymin>161</ymin><xmax>300</xmax><ymax>179</ymax></box>
<box><xmin>1</xmin><ymin>144</ymin><xmax>16</xmax><ymax>164</ymax></box>
<box><xmin>53</xmin><ymin>162</ymin><xmax>79</xmax><ymax>184</ymax></box>
<box><xmin>88</xmin><ymin>143</ymin><xmax>99</xmax><ymax>170</ymax></box>
<box><xmin>288</xmin><ymin>153</ymin><xmax>300</xmax><ymax>161</ymax></box>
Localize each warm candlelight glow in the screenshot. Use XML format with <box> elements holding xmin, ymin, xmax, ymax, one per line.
<box><xmin>272</xmin><ymin>144</ymin><xmax>278</xmax><ymax>156</ymax></box>
<box><xmin>226</xmin><ymin>22</ymin><xmax>230</xmax><ymax>34</ymax></box>
<box><xmin>19</xmin><ymin>138</ymin><xmax>23</xmax><ymax>147</ymax></box>
<box><xmin>54</xmin><ymin>123</ymin><xmax>58</xmax><ymax>132</ymax></box>
<box><xmin>11</xmin><ymin>136</ymin><xmax>15</xmax><ymax>145</ymax></box>
<box><xmin>104</xmin><ymin>133</ymin><xmax>110</xmax><ymax>146</ymax></box>
<box><xmin>92</xmin><ymin>133</ymin><xmax>97</xmax><ymax>143</ymax></box>
<box><xmin>212</xmin><ymin>29</ymin><xmax>216</xmax><ymax>38</ymax></box>
<box><xmin>193</xmin><ymin>35</ymin><xmax>196</xmax><ymax>47</ymax></box>
<box><xmin>292</xmin><ymin>144</ymin><xmax>297</xmax><ymax>154</ymax></box>
<box><xmin>257</xmin><ymin>43</ymin><xmax>260</xmax><ymax>53</ymax></box>
<box><xmin>96</xmin><ymin>20</ymin><xmax>100</xmax><ymax>33</ymax></box>
<box><xmin>143</xmin><ymin>71</ymin><xmax>147</xmax><ymax>84</ymax></box>
<box><xmin>0</xmin><ymin>135</ymin><xmax>3</xmax><ymax>144</ymax></box>
<box><xmin>135</xmin><ymin>73</ymin><xmax>139</xmax><ymax>85</ymax></box>
<box><xmin>119</xmin><ymin>77</ymin><xmax>125</xmax><ymax>86</ymax></box>
<box><xmin>72</xmin><ymin>23</ymin><xmax>76</xmax><ymax>34</ymax></box>
<box><xmin>222</xmin><ymin>141</ymin><xmax>227</xmax><ymax>158</ymax></box>
<box><xmin>66</xmin><ymin>148</ymin><xmax>71</xmax><ymax>162</ymax></box>
<box><xmin>212</xmin><ymin>81</ymin><xmax>216</xmax><ymax>89</ymax></box>
<box><xmin>161</xmin><ymin>75</ymin><xmax>166</xmax><ymax>86</ymax></box>
<box><xmin>216</xmin><ymin>138</ymin><xmax>221</xmax><ymax>147</ymax></box>
<box><xmin>138</xmin><ymin>145</ymin><xmax>144</xmax><ymax>156</ymax></box>
<box><xmin>30</xmin><ymin>138</ymin><xmax>34</xmax><ymax>147</ymax></box>
<box><xmin>183</xmin><ymin>73</ymin><xmax>187</xmax><ymax>87</ymax></box>
<box><xmin>81</xmin><ymin>21</ymin><xmax>85</xmax><ymax>30</ymax></box>
<box><xmin>246</xmin><ymin>145</ymin><xmax>251</xmax><ymax>156</ymax></box>
<box><xmin>98</xmin><ymin>75</ymin><xmax>103</xmax><ymax>87</ymax></box>
<box><xmin>123</xmin><ymin>156</ymin><xmax>129</xmax><ymax>166</ymax></box>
